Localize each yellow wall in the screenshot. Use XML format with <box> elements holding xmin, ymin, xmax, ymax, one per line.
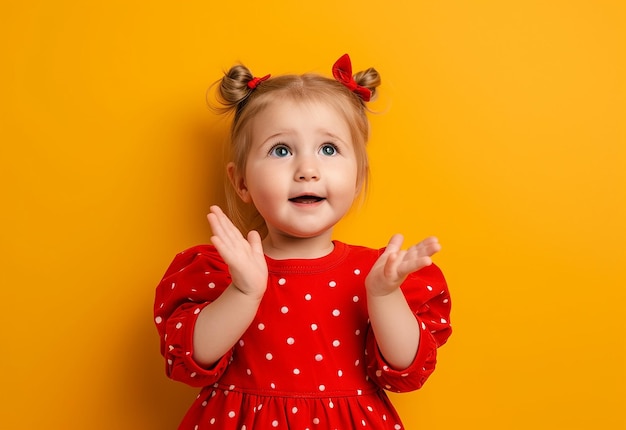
<box><xmin>2</xmin><ymin>1</ymin><xmax>624</xmax><ymax>428</ymax></box>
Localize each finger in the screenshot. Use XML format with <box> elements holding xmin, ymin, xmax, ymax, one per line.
<box><xmin>209</xmin><ymin>205</ymin><xmax>244</xmax><ymax>243</ymax></box>
<box><xmin>384</xmin><ymin>234</ymin><xmax>405</xmax><ymax>254</ymax></box>
<box><xmin>397</xmin><ymin>255</ymin><xmax>433</xmax><ymax>278</ymax></box>
<box><xmin>408</xmin><ymin>236</ymin><xmax>441</xmax><ymax>257</ymax></box>
<box><xmin>383</xmin><ymin>250</ymin><xmax>406</xmax><ymax>281</ymax></box>
<box><xmin>247</xmin><ymin>230</ymin><xmax>264</xmax><ymax>254</ymax></box>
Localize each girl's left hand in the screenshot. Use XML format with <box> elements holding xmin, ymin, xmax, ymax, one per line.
<box><xmin>365</xmin><ymin>234</ymin><xmax>441</xmax><ymax>297</ymax></box>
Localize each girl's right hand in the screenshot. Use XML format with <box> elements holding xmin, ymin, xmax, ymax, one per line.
<box><xmin>207</xmin><ymin>205</ymin><xmax>268</xmax><ymax>299</ymax></box>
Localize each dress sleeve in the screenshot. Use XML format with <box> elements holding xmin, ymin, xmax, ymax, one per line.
<box><xmin>365</xmin><ymin>263</ymin><xmax>452</xmax><ymax>393</ymax></box>
<box><xmin>153</xmin><ymin>245</ymin><xmax>233</xmax><ymax>388</ymax></box>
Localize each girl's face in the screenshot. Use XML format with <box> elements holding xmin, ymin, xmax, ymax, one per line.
<box><xmin>233</xmin><ymin>98</ymin><xmax>359</xmax><ymax>244</ymax></box>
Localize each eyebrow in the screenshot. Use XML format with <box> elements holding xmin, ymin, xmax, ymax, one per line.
<box><xmin>261</xmin><ymin>130</ymin><xmax>348</xmax><ymax>146</ymax></box>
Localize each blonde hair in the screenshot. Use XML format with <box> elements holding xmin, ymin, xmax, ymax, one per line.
<box><xmin>211</xmin><ymin>60</ymin><xmax>381</xmax><ymax>236</ymax></box>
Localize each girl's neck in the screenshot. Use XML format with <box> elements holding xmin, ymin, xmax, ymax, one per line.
<box><xmin>262</xmin><ymin>230</ymin><xmax>335</xmax><ymax>260</ymax></box>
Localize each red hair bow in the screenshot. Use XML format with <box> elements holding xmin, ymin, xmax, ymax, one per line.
<box><xmin>332</xmin><ymin>54</ymin><xmax>372</xmax><ymax>102</ymax></box>
<box><xmin>247</xmin><ymin>74</ymin><xmax>271</xmax><ymax>89</ymax></box>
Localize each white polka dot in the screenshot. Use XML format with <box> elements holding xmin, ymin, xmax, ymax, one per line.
<box><xmin>367</xmin><ymin>405</ymin><xmax>373</xmax><ymax>412</ymax></box>
<box><xmin>194</xmin><ymin>308</ymin><xmax>201</xmax><ymax>314</ymax></box>
<box><xmin>332</xmin><ymin>340</ymin><xmax>340</xmax><ymax>347</ymax></box>
<box><xmin>441</xmin><ymin>318</ymin><xmax>447</xmax><ymax>323</ymax></box>
<box><xmin>338</xmin><ymin>369</ymin><xmax>343</xmax><ymax>377</ymax></box>
<box><xmin>272</xmin><ymin>420</ymin><xmax>279</xmax><ymax>427</ymax></box>
<box><xmin>281</xmin><ymin>306</ymin><xmax>289</xmax><ymax>314</ymax></box>
<box><xmin>171</xmin><ymin>282</ymin><xmax>176</xmax><ymax>289</ymax></box>
<box><xmin>292</xmin><ymin>407</ymin><xmax>298</xmax><ymax>414</ymax></box>
<box><xmin>362</xmin><ymin>419</ymin><xmax>367</xmax><ymax>426</ymax></box>
<box><xmin>311</xmin><ymin>323</ymin><xmax>318</xmax><ymax>331</ymax></box>
<box><xmin>266</xmin><ymin>353</ymin><xmax>273</xmax><ymax>360</ymax></box>
<box><xmin>353</xmin><ymin>296</ymin><xmax>359</xmax><ymax>302</ymax></box>
<box><xmin>247</xmin><ymin>369</ymin><xmax>252</xmax><ymax>375</ymax></box>
<box><xmin>355</xmin><ymin>359</ymin><xmax>360</xmax><ymax>366</ymax></box>
<box><xmin>319</xmin><ymin>384</ymin><xmax>325</xmax><ymax>391</ymax></box>
<box><xmin>394</xmin><ymin>425</ymin><xmax>402</xmax><ymax>430</ymax></box>
<box><xmin>421</xmin><ymin>322</ymin><xmax>426</xmax><ymax>330</ymax></box>
<box><xmin>329</xmin><ymin>400</ymin><xmax>334</xmax><ymax>408</ymax></box>
<box><xmin>258</xmin><ymin>323</ymin><xmax>265</xmax><ymax>330</ymax></box>
<box><xmin>354</xmin><ymin>269</ymin><xmax>361</xmax><ymax>275</ymax></box>
<box><xmin>175</xmin><ymin>322</ymin><xmax>182</xmax><ymax>329</ymax></box>
<box><xmin>228</xmin><ymin>411</ymin><xmax>236</xmax><ymax>418</ymax></box>
<box><xmin>427</xmin><ymin>285</ymin><xmax>433</xmax><ymax>291</ymax></box>
<box><xmin>293</xmin><ymin>368</ymin><xmax>300</xmax><ymax>375</ymax></box>
<box><xmin>376</xmin><ymin>370</ymin><xmax>382</xmax><ymax>377</ymax></box>
<box><xmin>208</xmin><ymin>282</ymin><xmax>215</xmax><ymax>289</ymax></box>
<box><xmin>242</xmin><ymin>426</ymin><xmax>247</xmax><ymax>430</ymax></box>
<box><xmin>278</xmin><ymin>278</ymin><xmax>286</xmax><ymax>285</ymax></box>
<box><xmin>315</xmin><ymin>354</ymin><xmax>323</xmax><ymax>361</ymax></box>
<box><xmin>287</xmin><ymin>337</ymin><xmax>295</xmax><ymax>345</ymax></box>
<box><xmin>190</xmin><ymin>372</ymin><xmax>197</xmax><ymax>377</ymax></box>
<box><xmin>155</xmin><ymin>316</ymin><xmax>163</xmax><ymax>324</ymax></box>
<box><xmin>443</xmin><ymin>298</ymin><xmax>449</xmax><ymax>303</ymax></box>
<box><xmin>329</xmin><ymin>281</ymin><xmax>336</xmax><ymax>287</ymax></box>
<box><xmin>239</xmin><ymin>339</ymin><xmax>245</xmax><ymax>347</ymax></box>
<box><xmin>305</xmin><ymin>293</ymin><xmax>312</xmax><ymax>300</ymax></box>
<box><xmin>270</xmin><ymin>382</ymin><xmax>276</xmax><ymax>389</ymax></box>
<box><xmin>355</xmin><ymin>329</ymin><xmax>361</xmax><ymax>335</ymax></box>
<box><xmin>210</xmin><ymin>418</ymin><xmax>216</xmax><ymax>424</ymax></box>
<box><xmin>357</xmin><ymin>389</ymin><xmax>362</xmax><ymax>395</ymax></box>
<box><xmin>313</xmin><ymin>418</ymin><xmax>320</xmax><ymax>424</ymax></box>
<box><xmin>332</xmin><ymin>309</ymin><xmax>340</xmax><ymax>317</ymax></box>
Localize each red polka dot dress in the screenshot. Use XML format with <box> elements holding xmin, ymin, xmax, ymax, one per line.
<box><xmin>154</xmin><ymin>241</ymin><xmax>452</xmax><ymax>429</ymax></box>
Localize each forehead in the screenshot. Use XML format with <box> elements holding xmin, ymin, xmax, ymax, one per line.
<box><xmin>250</xmin><ymin>98</ymin><xmax>352</xmax><ymax>141</ymax></box>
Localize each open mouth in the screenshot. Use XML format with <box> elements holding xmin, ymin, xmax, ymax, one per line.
<box><xmin>288</xmin><ymin>195</ymin><xmax>326</xmax><ymax>204</ymax></box>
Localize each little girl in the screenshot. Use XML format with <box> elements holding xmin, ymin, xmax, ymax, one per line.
<box><xmin>154</xmin><ymin>54</ymin><xmax>452</xmax><ymax>429</ymax></box>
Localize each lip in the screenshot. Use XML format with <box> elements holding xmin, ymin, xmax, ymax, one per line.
<box><xmin>288</xmin><ymin>194</ymin><xmax>326</xmax><ymax>205</ymax></box>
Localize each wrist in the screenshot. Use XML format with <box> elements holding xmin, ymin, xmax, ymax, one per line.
<box><xmin>229</xmin><ymin>282</ymin><xmax>266</xmax><ymax>302</ymax></box>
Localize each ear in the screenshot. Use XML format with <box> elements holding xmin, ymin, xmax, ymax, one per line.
<box><xmin>227</xmin><ymin>162</ymin><xmax>252</xmax><ymax>203</ymax></box>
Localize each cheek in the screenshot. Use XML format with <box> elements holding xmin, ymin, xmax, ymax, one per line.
<box><xmin>246</xmin><ymin>170</ymin><xmax>283</xmax><ymax>203</ymax></box>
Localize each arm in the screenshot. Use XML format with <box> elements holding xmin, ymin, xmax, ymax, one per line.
<box><xmin>365</xmin><ymin>234</ymin><xmax>441</xmax><ymax>370</ymax></box>
<box><xmin>192</xmin><ymin>206</ymin><xmax>268</xmax><ymax>367</ymax></box>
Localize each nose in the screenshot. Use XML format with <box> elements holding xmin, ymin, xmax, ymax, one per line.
<box><xmin>294</xmin><ymin>156</ymin><xmax>320</xmax><ymax>181</ymax></box>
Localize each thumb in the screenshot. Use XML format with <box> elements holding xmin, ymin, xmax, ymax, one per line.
<box><xmin>384</xmin><ymin>234</ymin><xmax>405</xmax><ymax>254</ymax></box>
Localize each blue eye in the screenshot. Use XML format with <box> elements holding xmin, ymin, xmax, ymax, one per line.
<box><xmin>270</xmin><ymin>145</ymin><xmax>291</xmax><ymax>157</ymax></box>
<box><xmin>320</xmin><ymin>144</ymin><xmax>338</xmax><ymax>156</ymax></box>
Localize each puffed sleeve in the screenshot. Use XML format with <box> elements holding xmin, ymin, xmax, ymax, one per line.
<box><xmin>366</xmin><ymin>262</ymin><xmax>452</xmax><ymax>393</ymax></box>
<box><xmin>154</xmin><ymin>245</ymin><xmax>233</xmax><ymax>387</ymax></box>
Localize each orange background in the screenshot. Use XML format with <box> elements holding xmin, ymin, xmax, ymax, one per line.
<box><xmin>2</xmin><ymin>1</ymin><xmax>624</xmax><ymax>429</ymax></box>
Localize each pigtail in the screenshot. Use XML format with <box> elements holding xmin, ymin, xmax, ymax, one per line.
<box><xmin>212</xmin><ymin>64</ymin><xmax>256</xmax><ymax>115</ymax></box>
<box><xmin>353</xmin><ymin>67</ymin><xmax>381</xmax><ymax>102</ymax></box>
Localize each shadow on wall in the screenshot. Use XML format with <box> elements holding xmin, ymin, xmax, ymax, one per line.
<box><xmin>122</xmin><ymin>310</ymin><xmax>198</xmax><ymax>429</ymax></box>
<box><xmin>118</xmin><ymin>112</ymin><xmax>231</xmax><ymax>428</ymax></box>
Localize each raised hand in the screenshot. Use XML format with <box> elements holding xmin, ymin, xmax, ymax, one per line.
<box><xmin>207</xmin><ymin>205</ymin><xmax>268</xmax><ymax>299</ymax></box>
<box><xmin>365</xmin><ymin>234</ymin><xmax>441</xmax><ymax>297</ymax></box>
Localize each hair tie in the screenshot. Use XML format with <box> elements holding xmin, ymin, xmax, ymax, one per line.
<box><xmin>247</xmin><ymin>74</ymin><xmax>271</xmax><ymax>89</ymax></box>
<box><xmin>332</xmin><ymin>54</ymin><xmax>372</xmax><ymax>102</ymax></box>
